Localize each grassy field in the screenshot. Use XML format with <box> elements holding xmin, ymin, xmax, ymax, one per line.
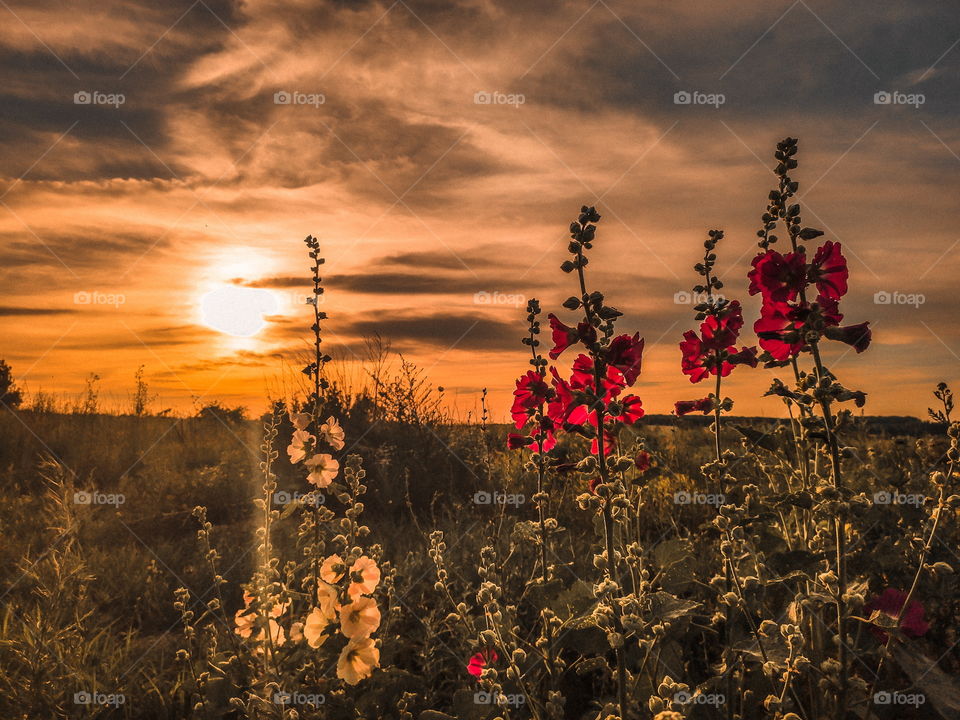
<box><xmin>1</xmin><ymin>400</ymin><xmax>957</xmax><ymax>719</ymax></box>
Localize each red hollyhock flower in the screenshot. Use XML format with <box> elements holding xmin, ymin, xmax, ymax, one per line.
<box><xmin>809</xmin><ymin>241</ymin><xmax>848</xmax><ymax>300</ymax></box>
<box><xmin>467</xmin><ymin>648</ymin><xmax>498</xmax><ymax>679</ymax></box>
<box><xmin>547</xmin><ymin>314</ymin><xmax>597</xmax><ymax>360</ymax></box>
<box><xmin>864</xmin><ymin>589</ymin><xmax>929</xmax><ymax>641</ymax></box>
<box><xmin>590</xmin><ymin>427</ymin><xmax>618</xmax><ymax>456</ymax></box>
<box><xmin>755</xmin><ymin>296</ymin><xmax>847</xmax><ymax>361</ymax></box>
<box><xmin>569</xmin><ymin>354</ymin><xmax>627</xmax><ymax>398</ymax></box>
<box><xmin>529</xmin><ymin>419</ymin><xmax>557</xmax><ymax>452</ymax></box>
<box><xmin>507</xmin><ymin>433</ymin><xmax>531</xmax><ymax>449</ymax></box>
<box><xmin>748</xmin><ymin>250</ymin><xmax>807</xmax><ymax>305</ymax></box>
<box><xmin>510</xmin><ymin>371</ymin><xmax>551</xmax><ymax>429</ymax></box>
<box><xmin>547</xmin><ymin>367</ymin><xmax>589</xmax><ymax>426</ymax></box>
<box><xmin>606</xmin><ymin>333</ymin><xmax>644</xmax><ymax>385</ymax></box>
<box><xmin>675</xmin><ymin>397</ymin><xmax>714</xmax><ymax>416</ymax></box>
<box><xmin>634</xmin><ymin>451</ymin><xmax>651</xmax><ymax>472</ymax></box>
<box><xmin>824</xmin><ymin>321</ymin><xmax>872</xmax><ymax>353</ymax></box>
<box><xmin>611</xmin><ymin>395</ymin><xmax>644</xmax><ymax>425</ymax></box>
<box><xmin>680</xmin><ymin>302</ymin><xmax>758</xmax><ymax>382</ymax></box>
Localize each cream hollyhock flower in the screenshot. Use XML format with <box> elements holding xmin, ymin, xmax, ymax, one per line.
<box><xmin>303</xmin><ymin>607</ymin><xmax>331</xmax><ymax>648</ymax></box>
<box><xmin>317</xmin><ymin>581</ymin><xmax>339</xmax><ymax>620</ymax></box>
<box><xmin>347</xmin><ymin>555</ymin><xmax>381</xmax><ymax>599</ymax></box>
<box><xmin>337</xmin><ymin>636</ymin><xmax>379</xmax><ymax>685</ymax></box>
<box><xmin>289</xmin><ymin>411</ymin><xmax>311</xmax><ymax>431</ymax></box>
<box><xmin>319</xmin><ymin>416</ymin><xmax>345</xmax><ymax>451</ymax></box>
<box><xmin>287</xmin><ymin>430</ymin><xmax>314</xmax><ymax>464</ymax></box>
<box><xmin>234</xmin><ymin>608</ymin><xmax>255</xmax><ymax>638</ymax></box>
<box><xmin>305</xmin><ymin>453</ymin><xmax>339</xmax><ymax>487</ymax></box>
<box><xmin>234</xmin><ymin>593</ymin><xmax>286</xmax><ymax>637</ymax></box>
<box><xmin>340</xmin><ymin>597</ymin><xmax>381</xmax><ymax>639</ymax></box>
<box><xmin>289</xmin><ymin>621</ymin><xmax>304</xmax><ymax>644</ymax></box>
<box><xmin>320</xmin><ymin>554</ymin><xmax>345</xmax><ymax>584</ymax></box>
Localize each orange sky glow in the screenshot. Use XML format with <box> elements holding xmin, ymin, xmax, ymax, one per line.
<box><xmin>2</xmin><ymin>1</ymin><xmax>959</xmax><ymax>419</ymax></box>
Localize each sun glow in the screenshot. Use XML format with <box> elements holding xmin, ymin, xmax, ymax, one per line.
<box><xmin>199</xmin><ymin>285</ymin><xmax>278</xmax><ymax>337</ymax></box>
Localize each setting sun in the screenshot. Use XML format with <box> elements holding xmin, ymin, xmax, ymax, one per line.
<box><xmin>199</xmin><ymin>285</ymin><xmax>278</xmax><ymax>337</ymax></box>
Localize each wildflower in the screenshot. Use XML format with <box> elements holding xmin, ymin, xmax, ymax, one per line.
<box><xmin>808</xmin><ymin>240</ymin><xmax>848</xmax><ymax>300</ymax></box>
<box><xmin>234</xmin><ymin>608</ymin><xmax>255</xmax><ymax>638</ymax></box>
<box><xmin>234</xmin><ymin>592</ymin><xmax>287</xmax><ymax>638</ymax></box>
<box><xmin>288</xmin><ymin>429</ymin><xmax>314</xmax><ymax>464</ymax></box>
<box><xmin>507</xmin><ymin>433</ymin><xmax>533</xmax><ymax>449</ymax></box>
<box><xmin>319</xmin><ymin>416</ymin><xmax>345</xmax><ymax>450</ymax></box>
<box><xmin>609</xmin><ymin>394</ymin><xmax>644</xmax><ymax>424</ymax></box>
<box><xmin>680</xmin><ymin>302</ymin><xmax>757</xmax><ymax>383</ymax></box>
<box><xmin>547</xmin><ymin>367</ymin><xmax>589</xmax><ymax>426</ymax></box>
<box><xmin>675</xmin><ymin>397</ymin><xmax>714</xmax><ymax>416</ymax></box>
<box><xmin>865</xmin><ymin>588</ymin><xmax>929</xmax><ymax>641</ymax></box>
<box><xmin>348</xmin><ymin>555</ymin><xmax>380</xmax><ymax>599</ymax></box>
<box><xmin>547</xmin><ymin>313</ymin><xmax>596</xmax><ymax>359</ymax></box>
<box><xmin>337</xmin><ymin>636</ymin><xmax>380</xmax><ymax>685</ymax></box>
<box><xmin>510</xmin><ymin>370</ymin><xmax>551</xmax><ymax>428</ymax></box>
<box><xmin>289</xmin><ymin>411</ymin><xmax>311</xmax><ymax>431</ymax></box>
<box><xmin>570</xmin><ymin>354</ymin><xmax>627</xmax><ymax>397</ymax></box>
<box><xmin>635</xmin><ymin>451</ymin><xmax>651</xmax><ymax>472</ymax></box>
<box><xmin>823</xmin><ymin>321</ymin><xmax>872</xmax><ymax>353</ymax></box>
<box><xmin>748</xmin><ymin>250</ymin><xmax>807</xmax><ymax>305</ymax></box>
<box><xmin>303</xmin><ymin>606</ymin><xmax>331</xmax><ymax>648</ymax></box>
<box><xmin>606</xmin><ymin>332</ymin><xmax>644</xmax><ymax>385</ymax></box>
<box><xmin>317</xmin><ymin>581</ymin><xmax>339</xmax><ymax>620</ymax></box>
<box><xmin>340</xmin><ymin>596</ymin><xmax>381</xmax><ymax>639</ymax></box>
<box><xmin>320</xmin><ymin>554</ymin><xmax>345</xmax><ymax>583</ymax></box>
<box><xmin>305</xmin><ymin>453</ymin><xmax>339</xmax><ymax>487</ymax></box>
<box><xmin>289</xmin><ymin>621</ymin><xmax>304</xmax><ymax>644</ymax></box>
<box><xmin>467</xmin><ymin>648</ymin><xmax>498</xmax><ymax>679</ymax></box>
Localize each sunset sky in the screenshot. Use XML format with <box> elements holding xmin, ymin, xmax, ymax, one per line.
<box><xmin>2</xmin><ymin>0</ymin><xmax>959</xmax><ymax>419</ymax></box>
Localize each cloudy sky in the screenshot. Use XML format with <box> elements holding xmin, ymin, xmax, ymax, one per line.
<box><xmin>1</xmin><ymin>0</ymin><xmax>959</xmax><ymax>418</ymax></box>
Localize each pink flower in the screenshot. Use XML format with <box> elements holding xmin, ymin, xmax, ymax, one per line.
<box><xmin>467</xmin><ymin>649</ymin><xmax>498</xmax><ymax>680</ymax></box>
<box><xmin>305</xmin><ymin>453</ymin><xmax>339</xmax><ymax>487</ymax></box>
<box><xmin>865</xmin><ymin>588</ymin><xmax>929</xmax><ymax>641</ymax></box>
<box><xmin>287</xmin><ymin>429</ymin><xmax>314</xmax><ymax>464</ymax></box>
